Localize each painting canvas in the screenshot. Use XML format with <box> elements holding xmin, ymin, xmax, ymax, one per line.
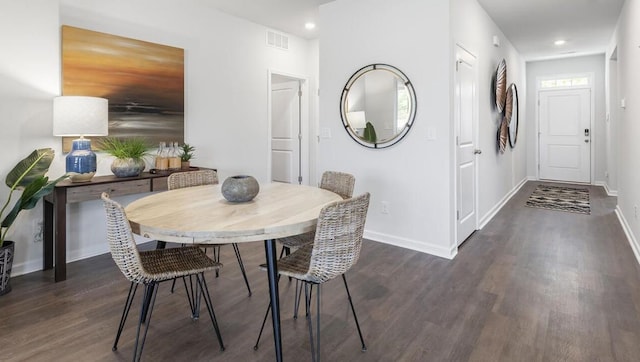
<box><xmin>61</xmin><ymin>25</ymin><xmax>184</xmax><ymax>151</ymax></box>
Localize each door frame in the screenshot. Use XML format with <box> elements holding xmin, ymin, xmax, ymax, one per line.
<box><xmin>535</xmin><ymin>72</ymin><xmax>595</xmax><ymax>183</ymax></box>
<box><xmin>267</xmin><ymin>69</ymin><xmax>310</xmax><ymax>185</ymax></box>
<box><xmin>453</xmin><ymin>43</ymin><xmax>479</xmax><ymax>246</ymax></box>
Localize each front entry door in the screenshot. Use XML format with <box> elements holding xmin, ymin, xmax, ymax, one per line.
<box><xmin>539</xmin><ymin>88</ymin><xmax>591</xmax><ymax>183</ymax></box>
<box><xmin>271</xmin><ymin>80</ymin><xmax>301</xmax><ymax>184</ymax></box>
<box><xmin>455</xmin><ymin>46</ymin><xmax>478</xmax><ymax>246</ymax></box>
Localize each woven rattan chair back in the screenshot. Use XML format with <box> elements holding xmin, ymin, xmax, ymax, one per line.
<box><xmin>307</xmin><ymin>192</ymin><xmax>370</xmax><ymax>283</ymax></box>
<box><xmin>320</xmin><ymin>171</ymin><xmax>355</xmax><ymax>200</ymax></box>
<box><xmin>167</xmin><ymin>169</ymin><xmax>218</xmax><ymax>190</ymax></box>
<box><xmin>101</xmin><ymin>193</ymin><xmax>148</xmax><ymax>284</ymax></box>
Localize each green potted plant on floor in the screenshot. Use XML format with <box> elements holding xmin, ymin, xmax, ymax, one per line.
<box><xmin>99</xmin><ymin>137</ymin><xmax>152</xmax><ymax>177</ymax></box>
<box><xmin>0</xmin><ymin>148</ymin><xmax>67</xmax><ymax>295</ymax></box>
<box><xmin>179</xmin><ymin>143</ymin><xmax>195</xmax><ymax>169</ymax></box>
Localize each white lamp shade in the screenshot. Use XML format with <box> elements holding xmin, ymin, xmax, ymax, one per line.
<box><xmin>346</xmin><ymin>111</ymin><xmax>366</xmax><ymax>129</ymax></box>
<box><xmin>53</xmin><ymin>96</ymin><xmax>109</xmax><ymax>136</ymax></box>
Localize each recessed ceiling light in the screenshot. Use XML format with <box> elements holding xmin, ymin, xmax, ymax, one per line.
<box><xmin>305</xmin><ymin>22</ymin><xmax>316</xmax><ymax>30</ymax></box>
<box><xmin>554</xmin><ymin>40</ymin><xmax>566</xmax><ymax>46</ymax></box>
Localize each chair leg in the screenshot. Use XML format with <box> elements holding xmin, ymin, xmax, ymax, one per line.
<box><xmin>253</xmin><ymin>300</ymin><xmax>272</xmax><ymax>350</ymax></box>
<box><xmin>196</xmin><ymin>273</ymin><xmax>225</xmax><ymax>351</ymax></box>
<box><xmin>212</xmin><ymin>246</ymin><xmax>221</xmax><ymax>277</ymax></box>
<box><xmin>305</xmin><ymin>283</ymin><xmax>318</xmax><ymax>362</ymax></box>
<box><xmin>342</xmin><ymin>274</ymin><xmax>366</xmax><ymax>352</ymax></box>
<box><xmin>183</xmin><ymin>275</ymin><xmax>201</xmax><ymax>320</ymax></box>
<box><xmin>232</xmin><ymin>243</ymin><xmax>252</xmax><ymax>297</ymax></box>
<box><xmin>253</xmin><ymin>274</ymin><xmax>280</xmax><ymax>350</ymax></box>
<box><xmin>293</xmin><ymin>280</ymin><xmax>303</xmax><ymax>319</ymax></box>
<box><xmin>133</xmin><ymin>282</ymin><xmax>159</xmax><ymax>362</ymax></box>
<box><xmin>112</xmin><ymin>282</ymin><xmax>138</xmax><ymax>351</ymax></box>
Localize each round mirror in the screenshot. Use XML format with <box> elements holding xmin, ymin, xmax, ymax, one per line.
<box><xmin>340</xmin><ymin>64</ymin><xmax>417</xmax><ymax>148</ymax></box>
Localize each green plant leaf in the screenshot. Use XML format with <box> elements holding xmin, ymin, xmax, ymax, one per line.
<box><xmin>5</xmin><ymin>149</ymin><xmax>54</xmax><ymax>189</ymax></box>
<box><xmin>363</xmin><ymin>122</ymin><xmax>377</xmax><ymax>143</ymax></box>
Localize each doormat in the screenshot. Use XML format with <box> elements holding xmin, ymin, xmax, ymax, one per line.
<box><xmin>525</xmin><ymin>184</ymin><xmax>590</xmax><ymax>214</ymax></box>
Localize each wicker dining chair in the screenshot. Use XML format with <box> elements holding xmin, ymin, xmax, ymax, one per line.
<box><xmin>101</xmin><ymin>193</ymin><xmax>225</xmax><ymax>362</ymax></box>
<box><xmin>254</xmin><ymin>192</ymin><xmax>370</xmax><ymax>361</ymax></box>
<box><xmin>166</xmin><ymin>169</ymin><xmax>252</xmax><ymax>296</ymax></box>
<box><xmin>277</xmin><ymin>171</ymin><xmax>355</xmax><ymax>317</ymax></box>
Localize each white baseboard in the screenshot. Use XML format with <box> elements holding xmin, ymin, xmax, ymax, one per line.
<box><xmin>364</xmin><ymin>230</ymin><xmax>457</xmax><ymax>260</ymax></box>
<box><xmin>615</xmin><ymin>205</ymin><xmax>640</xmax><ymax>265</ymax></box>
<box><xmin>594</xmin><ymin>181</ymin><xmax>618</xmax><ymax>196</ymax></box>
<box><xmin>478</xmin><ymin>177</ymin><xmax>528</xmax><ymax>229</ymax></box>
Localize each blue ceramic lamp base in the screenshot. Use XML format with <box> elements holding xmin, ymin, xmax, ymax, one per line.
<box><xmin>66</xmin><ymin>138</ymin><xmax>97</xmax><ymax>183</ymax></box>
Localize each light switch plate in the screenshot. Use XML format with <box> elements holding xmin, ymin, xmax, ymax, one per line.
<box><xmin>320</xmin><ymin>127</ymin><xmax>332</xmax><ymax>138</ymax></box>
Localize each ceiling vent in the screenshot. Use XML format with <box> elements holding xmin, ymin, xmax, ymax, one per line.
<box><xmin>266</xmin><ymin>30</ymin><xmax>289</xmax><ymax>51</ymax></box>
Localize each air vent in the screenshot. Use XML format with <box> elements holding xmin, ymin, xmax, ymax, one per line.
<box><xmin>266</xmin><ymin>30</ymin><xmax>289</xmax><ymax>50</ymax></box>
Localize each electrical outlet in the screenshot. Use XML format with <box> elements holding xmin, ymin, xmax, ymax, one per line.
<box><xmin>381</xmin><ymin>201</ymin><xmax>389</xmax><ymax>214</ymax></box>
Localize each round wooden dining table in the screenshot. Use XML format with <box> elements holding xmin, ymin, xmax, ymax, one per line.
<box><xmin>125</xmin><ymin>182</ymin><xmax>341</xmax><ymax>361</ymax></box>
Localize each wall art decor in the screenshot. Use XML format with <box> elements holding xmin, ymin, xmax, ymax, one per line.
<box><xmin>61</xmin><ymin>26</ymin><xmax>184</xmax><ymax>152</ymax></box>
<box><xmin>494</xmin><ymin>59</ymin><xmax>507</xmax><ymax>113</ymax></box>
<box><xmin>498</xmin><ymin>117</ymin><xmax>508</xmax><ymax>153</ymax></box>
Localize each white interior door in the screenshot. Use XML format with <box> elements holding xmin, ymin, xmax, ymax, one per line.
<box><xmin>271</xmin><ymin>80</ymin><xmax>301</xmax><ymax>183</ymax></box>
<box><xmin>539</xmin><ymin>88</ymin><xmax>591</xmax><ymax>183</ymax></box>
<box><xmin>455</xmin><ymin>46</ymin><xmax>478</xmax><ymax>246</ymax></box>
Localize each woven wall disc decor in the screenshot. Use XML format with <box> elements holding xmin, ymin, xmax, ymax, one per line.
<box><xmin>498</xmin><ymin>117</ymin><xmax>508</xmax><ymax>153</ymax></box>
<box><xmin>495</xmin><ymin>59</ymin><xmax>507</xmax><ymax>113</ymax></box>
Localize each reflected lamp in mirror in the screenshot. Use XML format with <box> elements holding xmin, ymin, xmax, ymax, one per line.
<box><xmin>340</xmin><ymin>64</ymin><xmax>416</xmax><ymax>149</ymax></box>
<box><xmin>346</xmin><ymin>111</ymin><xmax>366</xmax><ymax>134</ymax></box>
<box><xmin>53</xmin><ymin>96</ymin><xmax>108</xmax><ymax>182</ymax></box>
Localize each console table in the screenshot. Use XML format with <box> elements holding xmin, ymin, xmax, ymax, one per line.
<box><xmin>43</xmin><ymin>168</ymin><xmax>212</xmax><ymax>282</ymax></box>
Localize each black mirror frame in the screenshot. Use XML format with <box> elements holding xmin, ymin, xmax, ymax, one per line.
<box><xmin>508</xmin><ymin>83</ymin><xmax>519</xmax><ymax>148</ymax></box>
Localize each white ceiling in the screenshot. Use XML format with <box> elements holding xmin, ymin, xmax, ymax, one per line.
<box><xmin>208</xmin><ymin>0</ymin><xmax>625</xmax><ymax>61</ymax></box>
<box><xmin>207</xmin><ymin>0</ymin><xmax>334</xmax><ymax>40</ymax></box>
<box><xmin>476</xmin><ymin>0</ymin><xmax>625</xmax><ymax>60</ymax></box>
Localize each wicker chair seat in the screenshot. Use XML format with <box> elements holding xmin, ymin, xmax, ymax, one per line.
<box><xmin>138</xmin><ymin>247</ymin><xmax>221</xmax><ymax>283</ymax></box>
<box><xmin>277</xmin><ymin>231</ymin><xmax>315</xmax><ymax>249</ymax></box>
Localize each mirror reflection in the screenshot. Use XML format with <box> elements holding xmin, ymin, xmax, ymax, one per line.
<box><xmin>340</xmin><ymin>64</ymin><xmax>416</xmax><ymax>148</ymax></box>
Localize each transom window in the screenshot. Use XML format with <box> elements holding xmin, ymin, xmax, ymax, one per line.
<box><xmin>539</xmin><ymin>76</ymin><xmax>590</xmax><ymax>89</ymax></box>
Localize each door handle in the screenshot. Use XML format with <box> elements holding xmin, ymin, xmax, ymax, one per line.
<box><xmin>474</xmin><ymin>149</ymin><xmax>482</xmax><ymax>154</ymax></box>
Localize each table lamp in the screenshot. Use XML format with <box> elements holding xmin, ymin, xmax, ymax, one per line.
<box><xmin>53</xmin><ymin>96</ymin><xmax>108</xmax><ymax>182</ymax></box>
<box><xmin>347</xmin><ymin>111</ymin><xmax>366</xmax><ymax>135</ymax></box>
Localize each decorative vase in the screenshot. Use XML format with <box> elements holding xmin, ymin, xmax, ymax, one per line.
<box><xmin>221</xmin><ymin>175</ymin><xmax>259</xmax><ymax>202</ymax></box>
<box><xmin>181</xmin><ymin>161</ymin><xmax>190</xmax><ymax>170</ymax></box>
<box><xmin>0</xmin><ymin>240</ymin><xmax>15</xmax><ymax>296</ymax></box>
<box><xmin>111</xmin><ymin>158</ymin><xmax>146</xmax><ymax>177</ymax></box>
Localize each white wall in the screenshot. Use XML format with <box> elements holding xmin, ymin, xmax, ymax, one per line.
<box><xmin>319</xmin><ymin>0</ymin><xmax>455</xmax><ymax>258</ymax></box>
<box><xmin>451</xmin><ymin>0</ymin><xmax>527</xmax><ymax>225</ymax></box>
<box><xmin>318</xmin><ymin>0</ymin><xmax>527</xmax><ymax>258</ymax></box>
<box><xmin>525</xmin><ymin>55</ymin><xmax>607</xmax><ymax>186</ymax></box>
<box><xmin>0</xmin><ymin>0</ymin><xmax>317</xmax><ymax>276</ymax></box>
<box><xmin>0</xmin><ymin>0</ymin><xmax>61</xmax><ymax>274</ymax></box>
<box><xmin>607</xmin><ymin>0</ymin><xmax>640</xmax><ymax>261</ymax></box>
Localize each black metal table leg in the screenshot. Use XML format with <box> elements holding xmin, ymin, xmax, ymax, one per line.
<box><xmin>265</xmin><ymin>239</ymin><xmax>283</xmax><ymax>362</ymax></box>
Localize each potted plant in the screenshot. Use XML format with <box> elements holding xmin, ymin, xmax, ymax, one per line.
<box><xmin>179</xmin><ymin>143</ymin><xmax>195</xmax><ymax>170</ymax></box>
<box><xmin>0</xmin><ymin>148</ymin><xmax>67</xmax><ymax>295</ymax></box>
<box><xmin>99</xmin><ymin>137</ymin><xmax>152</xmax><ymax>177</ymax></box>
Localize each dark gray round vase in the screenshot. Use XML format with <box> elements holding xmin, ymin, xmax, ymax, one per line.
<box><xmin>221</xmin><ymin>175</ymin><xmax>259</xmax><ymax>202</ymax></box>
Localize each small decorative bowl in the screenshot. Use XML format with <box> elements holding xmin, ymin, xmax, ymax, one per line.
<box><xmin>221</xmin><ymin>175</ymin><xmax>259</xmax><ymax>202</ymax></box>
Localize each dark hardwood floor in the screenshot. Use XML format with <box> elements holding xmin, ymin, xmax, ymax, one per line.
<box><xmin>2</xmin><ymin>181</ymin><xmax>640</xmax><ymax>361</ymax></box>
